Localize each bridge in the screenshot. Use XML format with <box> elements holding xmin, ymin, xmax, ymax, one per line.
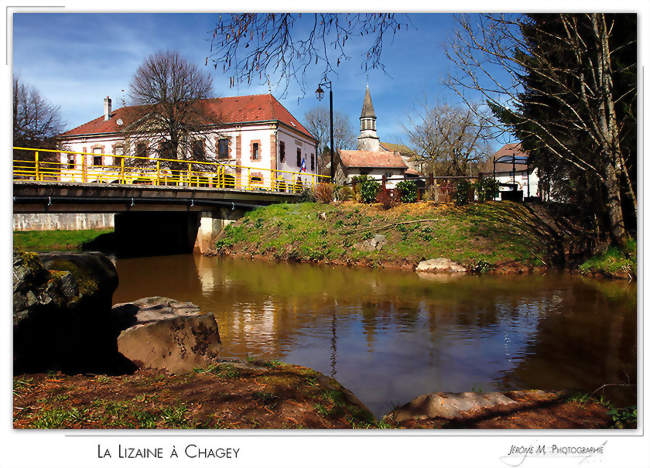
<box><xmin>13</xmin><ymin>147</ymin><xmax>328</xmax><ymax>255</ymax></box>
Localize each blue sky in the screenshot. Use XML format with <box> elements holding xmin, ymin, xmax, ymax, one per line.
<box><xmin>14</xmin><ymin>13</ymin><xmax>470</xmax><ymax>146</ymax></box>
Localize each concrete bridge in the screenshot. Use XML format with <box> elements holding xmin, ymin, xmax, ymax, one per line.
<box><xmin>14</xmin><ymin>181</ymin><xmax>299</xmax><ymax>256</ymax></box>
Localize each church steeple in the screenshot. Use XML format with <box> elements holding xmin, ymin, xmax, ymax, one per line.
<box><xmin>358</xmin><ymin>85</ymin><xmax>380</xmax><ymax>152</ymax></box>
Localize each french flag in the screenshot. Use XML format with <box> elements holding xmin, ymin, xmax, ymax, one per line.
<box><xmin>300</xmin><ymin>157</ymin><xmax>306</xmax><ymax>173</ymax></box>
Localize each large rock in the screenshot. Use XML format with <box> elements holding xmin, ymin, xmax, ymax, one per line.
<box><xmin>112</xmin><ymin>297</ymin><xmax>221</xmax><ymax>374</ymax></box>
<box><xmin>385</xmin><ymin>390</ymin><xmax>563</xmax><ymax>424</ymax></box>
<box><xmin>13</xmin><ymin>251</ymin><xmax>121</xmax><ymax>373</ymax></box>
<box><xmin>416</xmin><ymin>258</ymin><xmax>467</xmax><ymax>273</ymax></box>
<box><xmin>354</xmin><ymin>234</ymin><xmax>386</xmax><ymax>252</ymax></box>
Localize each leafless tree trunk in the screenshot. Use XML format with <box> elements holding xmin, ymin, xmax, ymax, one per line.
<box><xmin>446</xmin><ymin>13</ymin><xmax>635</xmax><ymax>245</ymax></box>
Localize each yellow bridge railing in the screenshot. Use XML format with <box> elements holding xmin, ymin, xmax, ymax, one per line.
<box><xmin>13</xmin><ymin>147</ymin><xmax>330</xmax><ymax>193</ymax></box>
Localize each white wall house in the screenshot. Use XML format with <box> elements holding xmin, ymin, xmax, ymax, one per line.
<box><xmin>480</xmin><ymin>143</ymin><xmax>542</xmax><ymax>200</ymax></box>
<box><xmin>56</xmin><ymin>94</ymin><xmax>318</xmax><ymax>191</ymax></box>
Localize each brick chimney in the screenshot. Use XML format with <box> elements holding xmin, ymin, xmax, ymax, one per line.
<box><xmin>104</xmin><ymin>96</ymin><xmax>112</xmax><ymax>121</ymax></box>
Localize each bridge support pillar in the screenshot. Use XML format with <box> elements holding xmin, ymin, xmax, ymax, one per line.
<box><xmin>194</xmin><ymin>208</ymin><xmax>247</xmax><ymax>255</ymax></box>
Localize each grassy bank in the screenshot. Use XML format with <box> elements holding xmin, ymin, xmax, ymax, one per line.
<box><xmin>578</xmin><ymin>238</ymin><xmax>636</xmax><ymax>279</ymax></box>
<box><xmin>13</xmin><ymin>229</ymin><xmax>112</xmax><ymax>252</ymax></box>
<box><xmin>13</xmin><ymin>362</ymin><xmax>377</xmax><ymax>429</ymax></box>
<box><xmin>215</xmin><ymin>201</ymin><xmax>561</xmax><ymax>272</ymax></box>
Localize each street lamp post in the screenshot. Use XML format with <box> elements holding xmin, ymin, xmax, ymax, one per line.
<box><xmin>316</xmin><ymin>81</ymin><xmax>334</xmax><ymax>181</ymax></box>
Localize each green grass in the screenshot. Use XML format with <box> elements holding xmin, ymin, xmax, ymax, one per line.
<box><xmin>13</xmin><ymin>229</ymin><xmax>112</xmax><ymax>252</ymax></box>
<box><xmin>579</xmin><ymin>238</ymin><xmax>636</xmax><ymax>278</ymax></box>
<box><xmin>32</xmin><ymin>407</ymin><xmax>88</xmax><ymax>429</ymax></box>
<box><xmin>215</xmin><ymin>201</ymin><xmax>556</xmax><ymax>269</ymax></box>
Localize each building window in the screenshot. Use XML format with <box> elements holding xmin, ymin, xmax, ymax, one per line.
<box><xmin>279</xmin><ymin>141</ymin><xmax>285</xmax><ymax>163</ymax></box>
<box><xmin>67</xmin><ymin>155</ymin><xmax>76</xmax><ymax>169</ymax></box>
<box><xmin>310</xmin><ymin>154</ymin><xmax>314</xmax><ymax>171</ymax></box>
<box><xmin>252</xmin><ymin>142</ymin><xmax>259</xmax><ymax>160</ymax></box>
<box><xmin>92</xmin><ymin>147</ymin><xmax>102</xmax><ymax>166</ymax></box>
<box><xmin>296</xmin><ymin>148</ymin><xmax>301</xmax><ymax>167</ymax></box>
<box><xmin>136</xmin><ymin>142</ymin><xmax>147</xmax><ymax>158</ymax></box>
<box><xmin>192</xmin><ymin>140</ymin><xmax>205</xmax><ymax>159</ymax></box>
<box><xmin>114</xmin><ymin>144</ymin><xmax>124</xmax><ymax>156</ymax></box>
<box><xmin>217</xmin><ymin>138</ymin><xmax>228</xmax><ymax>159</ymax></box>
<box><xmin>159</xmin><ymin>141</ymin><xmax>173</xmax><ymax>159</ymax></box>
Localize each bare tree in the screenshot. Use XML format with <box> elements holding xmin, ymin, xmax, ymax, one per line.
<box><xmin>209</xmin><ymin>13</ymin><xmax>407</xmax><ymax>94</ymax></box>
<box><xmin>446</xmin><ymin>13</ymin><xmax>636</xmax><ymax>245</ymax></box>
<box><xmin>405</xmin><ymin>101</ymin><xmax>493</xmax><ymax>196</ymax></box>
<box><xmin>304</xmin><ymin>106</ymin><xmax>356</xmax><ymax>155</ymax></box>
<box><xmin>13</xmin><ymin>76</ymin><xmax>64</xmax><ymax>155</ymax></box>
<box><xmin>124</xmin><ymin>50</ymin><xmax>215</xmax><ymax>173</ymax></box>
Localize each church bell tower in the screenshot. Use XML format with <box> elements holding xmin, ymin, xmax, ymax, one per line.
<box><xmin>357</xmin><ymin>85</ymin><xmax>380</xmax><ymax>152</ymax></box>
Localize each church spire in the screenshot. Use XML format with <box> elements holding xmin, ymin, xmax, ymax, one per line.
<box><xmin>358</xmin><ymin>85</ymin><xmax>380</xmax><ymax>152</ymax></box>
<box><xmin>361</xmin><ymin>85</ymin><xmax>376</xmax><ymax>119</ymax></box>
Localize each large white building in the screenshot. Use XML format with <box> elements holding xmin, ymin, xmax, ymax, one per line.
<box><xmin>56</xmin><ymin>94</ymin><xmax>318</xmax><ymax>191</ymax></box>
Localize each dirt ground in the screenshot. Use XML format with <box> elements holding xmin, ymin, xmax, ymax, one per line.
<box><xmin>13</xmin><ymin>361</ymin><xmax>375</xmax><ymax>429</ymax></box>
<box><xmin>14</xmin><ymin>361</ymin><xmax>623</xmax><ymax>430</ymax></box>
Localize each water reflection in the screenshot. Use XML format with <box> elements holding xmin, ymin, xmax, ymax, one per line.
<box><xmin>114</xmin><ymin>255</ymin><xmax>637</xmax><ymax>416</ymax></box>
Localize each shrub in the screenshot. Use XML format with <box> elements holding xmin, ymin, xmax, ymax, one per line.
<box><xmin>334</xmin><ymin>185</ymin><xmax>355</xmax><ymax>201</ymax></box>
<box><xmin>376</xmin><ymin>188</ymin><xmax>399</xmax><ymax>210</ymax></box>
<box><xmin>360</xmin><ymin>178</ymin><xmax>380</xmax><ymax>204</ymax></box>
<box><xmin>455</xmin><ymin>180</ymin><xmax>472</xmax><ymax>206</ymax></box>
<box><xmin>396</xmin><ymin>180</ymin><xmax>417</xmax><ymax>203</ymax></box>
<box><xmin>314</xmin><ymin>183</ymin><xmax>335</xmax><ymax>203</ymax></box>
<box><xmin>474</xmin><ymin>177</ymin><xmax>500</xmax><ymax>202</ymax></box>
<box><xmin>298</xmin><ymin>187</ymin><xmax>315</xmax><ymax>202</ymax></box>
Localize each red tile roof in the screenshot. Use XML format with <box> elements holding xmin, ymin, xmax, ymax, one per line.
<box><xmin>60</xmin><ymin>94</ymin><xmax>315</xmax><ymax>140</ymax></box>
<box><xmin>339</xmin><ymin>150</ymin><xmax>408</xmax><ymax>169</ymax></box>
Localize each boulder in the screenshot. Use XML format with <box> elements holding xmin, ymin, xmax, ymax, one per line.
<box><xmin>385</xmin><ymin>390</ymin><xmax>564</xmax><ymax>424</ymax></box>
<box><xmin>416</xmin><ymin>258</ymin><xmax>467</xmax><ymax>273</ymax></box>
<box><xmin>112</xmin><ymin>297</ymin><xmax>221</xmax><ymax>374</ymax></box>
<box><xmin>13</xmin><ymin>251</ymin><xmax>121</xmax><ymax>374</ymax></box>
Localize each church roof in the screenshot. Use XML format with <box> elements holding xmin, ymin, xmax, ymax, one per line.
<box><xmin>339</xmin><ymin>150</ymin><xmax>407</xmax><ymax>169</ymax></box>
<box><xmin>380</xmin><ymin>142</ymin><xmax>415</xmax><ymax>156</ymax></box>
<box><xmin>59</xmin><ymin>94</ymin><xmax>316</xmax><ymax>141</ymax></box>
<box><xmin>360</xmin><ymin>86</ymin><xmax>376</xmax><ymax>119</ymax></box>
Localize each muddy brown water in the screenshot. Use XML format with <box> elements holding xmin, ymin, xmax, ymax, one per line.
<box><xmin>113</xmin><ymin>254</ymin><xmax>637</xmax><ymax>417</ymax></box>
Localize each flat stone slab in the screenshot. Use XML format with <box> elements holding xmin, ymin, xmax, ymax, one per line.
<box><xmin>416</xmin><ymin>258</ymin><xmax>467</xmax><ymax>273</ymax></box>
<box><xmin>386</xmin><ymin>390</ymin><xmax>565</xmax><ymax>423</ymax></box>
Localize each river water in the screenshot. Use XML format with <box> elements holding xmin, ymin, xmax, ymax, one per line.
<box><xmin>113</xmin><ymin>254</ymin><xmax>637</xmax><ymax>417</ymax></box>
